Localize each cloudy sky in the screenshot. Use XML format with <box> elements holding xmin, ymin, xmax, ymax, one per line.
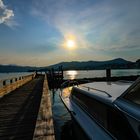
<box><xmin>0</xmin><ymin>0</ymin><xmax>140</xmax><ymax>66</ymax></box>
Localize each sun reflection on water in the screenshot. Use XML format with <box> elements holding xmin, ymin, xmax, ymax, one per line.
<box><xmin>66</xmin><ymin>70</ymin><xmax>78</xmax><ymax>80</ymax></box>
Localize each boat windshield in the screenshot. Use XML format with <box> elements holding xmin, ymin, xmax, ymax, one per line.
<box><xmin>123</xmin><ymin>80</ymin><xmax>140</xmax><ymax>106</ymax></box>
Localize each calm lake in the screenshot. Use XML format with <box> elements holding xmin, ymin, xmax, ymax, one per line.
<box><xmin>64</xmin><ymin>69</ymin><xmax>140</xmax><ymax>79</ymax></box>
<box><xmin>0</xmin><ymin>69</ymin><xmax>140</xmax><ymax>80</ymax></box>
<box><xmin>0</xmin><ymin>72</ymin><xmax>32</xmax><ymax>80</ymax></box>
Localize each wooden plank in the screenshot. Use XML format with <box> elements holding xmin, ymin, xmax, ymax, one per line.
<box><xmin>33</xmin><ymin>74</ymin><xmax>55</xmax><ymax>140</ymax></box>
<box><xmin>0</xmin><ymin>75</ymin><xmax>44</xmax><ymax>140</ymax></box>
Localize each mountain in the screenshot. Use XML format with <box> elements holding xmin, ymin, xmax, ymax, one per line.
<box><xmin>0</xmin><ymin>58</ymin><xmax>139</xmax><ymax>73</ymax></box>
<box><xmin>45</xmin><ymin>58</ymin><xmax>135</xmax><ymax>70</ymax></box>
<box><xmin>0</xmin><ymin>65</ymin><xmax>39</xmax><ymax>73</ymax></box>
<box><xmin>136</xmin><ymin>59</ymin><xmax>140</xmax><ymax>68</ymax></box>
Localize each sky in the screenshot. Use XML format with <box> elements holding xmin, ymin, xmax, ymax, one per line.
<box><xmin>0</xmin><ymin>0</ymin><xmax>140</xmax><ymax>66</ymax></box>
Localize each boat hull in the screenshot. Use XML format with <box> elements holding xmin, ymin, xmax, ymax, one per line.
<box><xmin>60</xmin><ymin>89</ymin><xmax>114</xmax><ymax>140</ymax></box>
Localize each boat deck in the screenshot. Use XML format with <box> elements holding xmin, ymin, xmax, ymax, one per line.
<box><xmin>80</xmin><ymin>81</ymin><xmax>132</xmax><ymax>100</ymax></box>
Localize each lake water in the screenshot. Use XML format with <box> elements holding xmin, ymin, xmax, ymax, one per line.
<box><xmin>0</xmin><ymin>69</ymin><xmax>140</xmax><ymax>81</ymax></box>
<box><xmin>51</xmin><ymin>89</ymin><xmax>72</xmax><ymax>140</ymax></box>
<box><xmin>0</xmin><ymin>72</ymin><xmax>32</xmax><ymax>80</ymax></box>
<box><xmin>64</xmin><ymin>69</ymin><xmax>140</xmax><ymax>80</ymax></box>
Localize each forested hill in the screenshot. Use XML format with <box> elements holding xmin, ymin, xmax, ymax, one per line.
<box><xmin>0</xmin><ymin>58</ymin><xmax>140</xmax><ymax>72</ymax></box>
<box><xmin>43</xmin><ymin>58</ymin><xmax>140</xmax><ymax>70</ymax></box>
<box><xmin>0</xmin><ymin>65</ymin><xmax>39</xmax><ymax>73</ymax></box>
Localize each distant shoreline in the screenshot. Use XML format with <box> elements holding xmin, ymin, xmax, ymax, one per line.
<box><xmin>0</xmin><ymin>58</ymin><xmax>140</xmax><ymax>72</ymax></box>
<box><xmin>0</xmin><ymin>68</ymin><xmax>140</xmax><ymax>73</ymax></box>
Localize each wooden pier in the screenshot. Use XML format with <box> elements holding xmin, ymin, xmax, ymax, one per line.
<box><xmin>0</xmin><ymin>73</ymin><xmax>55</xmax><ymax>140</ymax></box>
<box><xmin>47</xmin><ymin>66</ymin><xmax>63</xmax><ymax>89</ymax></box>
<box><xmin>33</xmin><ymin>74</ymin><xmax>55</xmax><ymax>140</ymax></box>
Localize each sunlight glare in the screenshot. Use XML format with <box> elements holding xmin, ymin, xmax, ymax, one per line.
<box><xmin>66</xmin><ymin>39</ymin><xmax>75</xmax><ymax>49</ymax></box>
<box><xmin>66</xmin><ymin>70</ymin><xmax>78</xmax><ymax>80</ymax></box>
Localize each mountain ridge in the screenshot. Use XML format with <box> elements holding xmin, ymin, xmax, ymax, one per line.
<box><xmin>46</xmin><ymin>58</ymin><xmax>135</xmax><ymax>70</ymax></box>
<box><xmin>0</xmin><ymin>58</ymin><xmax>139</xmax><ymax>73</ymax></box>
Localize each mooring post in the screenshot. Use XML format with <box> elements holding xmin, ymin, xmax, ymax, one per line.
<box><xmin>60</xmin><ymin>65</ymin><xmax>63</xmax><ymax>82</ymax></box>
<box><xmin>51</xmin><ymin>68</ymin><xmax>55</xmax><ymax>89</ymax></box>
<box><xmin>15</xmin><ymin>78</ymin><xmax>17</xmax><ymax>82</ymax></box>
<box><xmin>106</xmin><ymin>68</ymin><xmax>111</xmax><ymax>81</ymax></box>
<box><xmin>3</xmin><ymin>80</ymin><xmax>6</xmax><ymax>86</ymax></box>
<box><xmin>58</xmin><ymin>66</ymin><xmax>62</xmax><ymax>87</ymax></box>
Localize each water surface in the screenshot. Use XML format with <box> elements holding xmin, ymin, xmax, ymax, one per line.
<box><xmin>64</xmin><ymin>69</ymin><xmax>140</xmax><ymax>80</ymax></box>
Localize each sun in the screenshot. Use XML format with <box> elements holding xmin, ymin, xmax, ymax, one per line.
<box><xmin>66</xmin><ymin>39</ymin><xmax>76</xmax><ymax>49</ymax></box>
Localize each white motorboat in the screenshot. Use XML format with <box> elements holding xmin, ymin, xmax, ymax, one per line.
<box><xmin>60</xmin><ymin>78</ymin><xmax>140</xmax><ymax>140</ymax></box>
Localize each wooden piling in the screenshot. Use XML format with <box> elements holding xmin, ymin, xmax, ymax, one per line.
<box><xmin>3</xmin><ymin>80</ymin><xmax>6</xmax><ymax>86</ymax></box>
<box><xmin>106</xmin><ymin>68</ymin><xmax>111</xmax><ymax>81</ymax></box>
<box><xmin>47</xmin><ymin>66</ymin><xmax>64</xmax><ymax>89</ymax></box>
<box><xmin>33</xmin><ymin>74</ymin><xmax>55</xmax><ymax>140</ymax></box>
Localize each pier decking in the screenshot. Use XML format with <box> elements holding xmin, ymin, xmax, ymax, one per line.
<box><xmin>0</xmin><ymin>74</ymin><xmax>54</xmax><ymax>140</ymax></box>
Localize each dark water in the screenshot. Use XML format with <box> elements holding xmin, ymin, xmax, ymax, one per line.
<box><xmin>51</xmin><ymin>89</ymin><xmax>89</xmax><ymax>140</ymax></box>
<box><xmin>50</xmin><ymin>89</ymin><xmax>73</xmax><ymax>140</ymax></box>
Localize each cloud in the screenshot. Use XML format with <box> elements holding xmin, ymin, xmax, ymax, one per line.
<box><xmin>0</xmin><ymin>0</ymin><xmax>15</xmax><ymax>27</ymax></box>
<box><xmin>31</xmin><ymin>0</ymin><xmax>140</xmax><ymax>53</ymax></box>
<box><xmin>109</xmin><ymin>45</ymin><xmax>140</xmax><ymax>52</ymax></box>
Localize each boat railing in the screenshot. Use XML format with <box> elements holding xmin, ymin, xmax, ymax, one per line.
<box><xmin>82</xmin><ymin>86</ymin><xmax>112</xmax><ymax>97</ymax></box>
